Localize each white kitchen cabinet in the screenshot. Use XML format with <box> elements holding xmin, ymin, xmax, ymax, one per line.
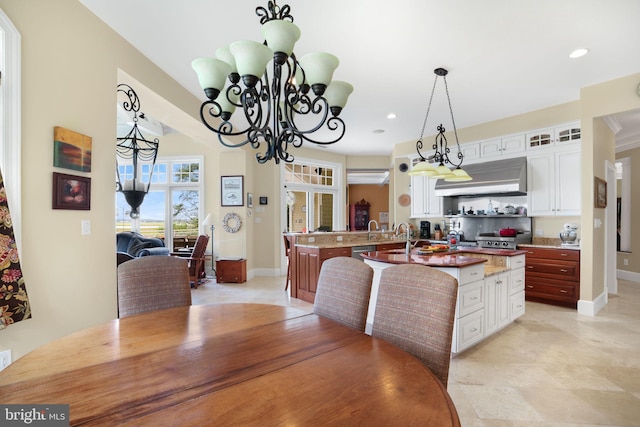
<box><xmin>526</xmin><ymin>122</ymin><xmax>580</xmax><ymax>151</ymax></box>
<box><xmin>410</xmin><ymin>174</ymin><xmax>443</xmax><ymax>218</ymax></box>
<box><xmin>460</xmin><ymin>141</ymin><xmax>481</xmax><ymax>164</ymax></box>
<box><xmin>484</xmin><ymin>272</ymin><xmax>510</xmax><ymax>336</ymax></box>
<box><xmin>527</xmin><ymin>146</ymin><xmax>581</xmax><ymax>216</ymax></box>
<box><xmin>480</xmin><ymin>134</ymin><xmax>526</xmax><ymax>160</ymax></box>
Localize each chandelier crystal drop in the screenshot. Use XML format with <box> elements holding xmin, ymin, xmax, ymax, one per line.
<box><xmin>408</xmin><ymin>68</ymin><xmax>472</xmax><ymax>182</ymax></box>
<box><xmin>115</xmin><ymin>84</ymin><xmax>160</xmax><ymax>219</ymax></box>
<box><xmin>191</xmin><ymin>1</ymin><xmax>353</xmax><ymax>164</ymax></box>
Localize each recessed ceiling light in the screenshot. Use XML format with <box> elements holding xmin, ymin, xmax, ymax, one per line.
<box><xmin>387</xmin><ymin>113</ymin><xmax>397</xmax><ymax>119</ymax></box>
<box><xmin>372</xmin><ymin>129</ymin><xmax>385</xmax><ymax>134</ymax></box>
<box><xmin>569</xmin><ymin>48</ymin><xmax>589</xmax><ymax>59</ymax></box>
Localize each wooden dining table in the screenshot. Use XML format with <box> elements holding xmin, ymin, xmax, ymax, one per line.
<box><xmin>0</xmin><ymin>303</ymin><xmax>460</xmax><ymax>426</ymax></box>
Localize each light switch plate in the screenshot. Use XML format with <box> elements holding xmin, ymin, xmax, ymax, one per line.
<box><xmin>81</xmin><ymin>219</ymin><xmax>91</xmax><ymax>235</ymax></box>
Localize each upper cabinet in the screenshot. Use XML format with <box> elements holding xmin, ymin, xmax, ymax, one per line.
<box><xmin>479</xmin><ymin>134</ymin><xmax>526</xmax><ymax>160</ymax></box>
<box><xmin>526</xmin><ymin>122</ymin><xmax>581</xmax><ymax>151</ymax></box>
<box><xmin>410</xmin><ymin>174</ymin><xmax>443</xmax><ymax>218</ymax></box>
<box><xmin>527</xmin><ymin>146</ymin><xmax>581</xmax><ymax>216</ymax></box>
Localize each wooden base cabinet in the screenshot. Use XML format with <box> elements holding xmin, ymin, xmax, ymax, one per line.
<box><xmin>216</xmin><ymin>259</ymin><xmax>247</xmax><ymax>283</ymax></box>
<box><xmin>523</xmin><ymin>247</ymin><xmax>580</xmax><ymax>308</ymax></box>
<box><xmin>294</xmin><ymin>246</ymin><xmax>351</xmax><ymax>303</ymax></box>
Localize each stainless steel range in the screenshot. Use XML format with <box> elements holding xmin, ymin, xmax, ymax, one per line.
<box><xmin>476</xmin><ymin>232</ymin><xmax>532</xmax><ymax>250</ymax></box>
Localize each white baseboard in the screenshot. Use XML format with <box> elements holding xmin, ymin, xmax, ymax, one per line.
<box><xmin>578</xmin><ymin>290</ymin><xmax>608</xmax><ymax>317</ymax></box>
<box><xmin>618</xmin><ymin>269</ymin><xmax>640</xmax><ymax>283</ymax></box>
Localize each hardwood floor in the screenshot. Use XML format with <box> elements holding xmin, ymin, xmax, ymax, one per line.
<box><xmin>192</xmin><ymin>277</ymin><xmax>640</xmax><ymax>426</ymax></box>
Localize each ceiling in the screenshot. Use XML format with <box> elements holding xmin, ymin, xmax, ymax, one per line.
<box><xmin>84</xmin><ymin>0</ymin><xmax>640</xmax><ymax>164</ymax></box>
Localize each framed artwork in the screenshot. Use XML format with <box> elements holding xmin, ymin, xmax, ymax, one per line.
<box><xmin>259</xmin><ymin>196</ymin><xmax>268</xmax><ymax>205</ymax></box>
<box><xmin>247</xmin><ymin>193</ymin><xmax>254</xmax><ymax>208</ymax></box>
<box><xmin>594</xmin><ymin>177</ymin><xmax>607</xmax><ymax>208</ymax></box>
<box><xmin>52</xmin><ymin>172</ymin><xmax>91</xmax><ymax>210</ymax></box>
<box><xmin>53</xmin><ymin>126</ymin><xmax>92</xmax><ymax>172</ymax></box>
<box><xmin>221</xmin><ymin>175</ymin><xmax>244</xmax><ymax>206</ymax></box>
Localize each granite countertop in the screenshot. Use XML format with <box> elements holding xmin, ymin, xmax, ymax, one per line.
<box><xmin>361</xmin><ymin>250</ymin><xmax>487</xmax><ymax>268</ymax></box>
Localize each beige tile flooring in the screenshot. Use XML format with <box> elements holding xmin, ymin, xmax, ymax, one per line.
<box><xmin>191</xmin><ymin>277</ymin><xmax>640</xmax><ymax>426</ymax></box>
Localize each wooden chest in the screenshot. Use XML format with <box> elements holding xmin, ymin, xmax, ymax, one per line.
<box><xmin>522</xmin><ymin>247</ymin><xmax>580</xmax><ymax>308</ymax></box>
<box><xmin>216</xmin><ymin>258</ymin><xmax>247</xmax><ymax>283</ymax></box>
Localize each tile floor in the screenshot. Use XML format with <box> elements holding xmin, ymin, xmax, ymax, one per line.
<box><xmin>191</xmin><ymin>277</ymin><xmax>640</xmax><ymax>426</ymax></box>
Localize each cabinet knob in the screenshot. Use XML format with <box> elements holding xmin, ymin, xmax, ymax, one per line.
<box><xmin>560</xmin><ymin>269</ymin><xmax>568</xmax><ymax>273</ymax></box>
<box><xmin>526</xmin><ymin>285</ymin><xmax>533</xmax><ymax>289</ymax></box>
<box><xmin>560</xmin><ymin>289</ymin><xmax>568</xmax><ymax>293</ymax></box>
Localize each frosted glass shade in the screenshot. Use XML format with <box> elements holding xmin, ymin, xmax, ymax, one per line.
<box><xmin>191</xmin><ymin>58</ymin><xmax>232</xmax><ymax>94</ymax></box>
<box><xmin>408</xmin><ymin>161</ymin><xmax>437</xmax><ymax>176</ymax></box>
<box><xmin>299</xmin><ymin>52</ymin><xmax>339</xmax><ymax>87</ymax></box>
<box><xmin>215</xmin><ymin>46</ymin><xmax>237</xmax><ymax>73</ymax></box>
<box><xmin>230</xmin><ymin>40</ymin><xmax>273</xmax><ymax>80</ymax></box>
<box><xmin>324</xmin><ymin>81</ymin><xmax>354</xmax><ymax>108</ymax></box>
<box><xmin>215</xmin><ymin>89</ymin><xmax>240</xmax><ymax>116</ymax></box>
<box><xmin>444</xmin><ymin>168</ymin><xmax>473</xmax><ymax>182</ymax></box>
<box><xmin>262</xmin><ymin>20</ymin><xmax>300</xmax><ymax>56</ymax></box>
<box><xmin>432</xmin><ymin>164</ymin><xmax>455</xmax><ymax>179</ymax></box>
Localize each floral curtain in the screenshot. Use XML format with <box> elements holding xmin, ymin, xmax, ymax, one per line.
<box><xmin>0</xmin><ymin>167</ymin><xmax>30</xmax><ymax>329</ymax></box>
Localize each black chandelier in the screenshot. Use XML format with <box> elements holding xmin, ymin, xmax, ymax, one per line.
<box><xmin>115</xmin><ymin>84</ymin><xmax>160</xmax><ymax>219</ymax></box>
<box><xmin>409</xmin><ymin>68</ymin><xmax>472</xmax><ymax>181</ymax></box>
<box><xmin>191</xmin><ymin>1</ymin><xmax>353</xmax><ymax>164</ymax></box>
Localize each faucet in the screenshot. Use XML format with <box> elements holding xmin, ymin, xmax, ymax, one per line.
<box><xmin>367</xmin><ymin>220</ymin><xmax>379</xmax><ymax>240</ymax></box>
<box><xmin>396</xmin><ymin>222</ymin><xmax>411</xmax><ymax>254</ymax></box>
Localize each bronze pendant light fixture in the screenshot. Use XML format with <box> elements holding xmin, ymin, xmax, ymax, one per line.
<box><xmin>115</xmin><ymin>84</ymin><xmax>160</xmax><ymax>219</ymax></box>
<box><xmin>409</xmin><ymin>68</ymin><xmax>472</xmax><ymax>181</ymax></box>
<box><xmin>191</xmin><ymin>1</ymin><xmax>353</xmax><ymax>164</ymax></box>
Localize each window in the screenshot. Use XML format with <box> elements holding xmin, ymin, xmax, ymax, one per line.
<box><xmin>283</xmin><ymin>159</ymin><xmax>343</xmax><ymax>233</ymax></box>
<box><xmin>116</xmin><ymin>157</ymin><xmax>203</xmax><ymax>250</ymax></box>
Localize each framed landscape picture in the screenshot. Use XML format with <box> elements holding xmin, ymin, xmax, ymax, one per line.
<box><xmin>221</xmin><ymin>175</ymin><xmax>244</xmax><ymax>206</ymax></box>
<box><xmin>52</xmin><ymin>172</ymin><xmax>91</xmax><ymax>210</ymax></box>
<box><xmin>594</xmin><ymin>177</ymin><xmax>607</xmax><ymax>208</ymax></box>
<box><xmin>53</xmin><ymin>126</ymin><xmax>92</xmax><ymax>172</ymax></box>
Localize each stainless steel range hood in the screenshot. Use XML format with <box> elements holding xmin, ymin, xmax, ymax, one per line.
<box><xmin>434</xmin><ymin>156</ymin><xmax>527</xmax><ymax>197</ymax></box>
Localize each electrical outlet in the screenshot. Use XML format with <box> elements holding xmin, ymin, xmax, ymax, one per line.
<box><xmin>336</xmin><ymin>236</ymin><xmax>343</xmax><ymax>241</ymax></box>
<box><xmin>535</xmin><ymin>229</ymin><xmax>543</xmax><ymax>236</ymax></box>
<box><xmin>308</xmin><ymin>237</ymin><xmax>315</xmax><ymax>243</ymax></box>
<box><xmin>624</xmin><ymin>259</ymin><xmax>629</xmax><ymax>266</ymax></box>
<box><xmin>0</xmin><ymin>349</ymin><xmax>12</xmax><ymax>371</ymax></box>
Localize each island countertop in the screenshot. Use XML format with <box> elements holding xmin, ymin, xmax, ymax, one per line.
<box><xmin>361</xmin><ymin>247</ymin><xmax>526</xmax><ymax>268</ymax></box>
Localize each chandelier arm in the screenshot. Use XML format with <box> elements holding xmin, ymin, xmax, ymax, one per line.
<box><xmin>443</xmin><ymin>75</ymin><xmax>463</xmax><ymax>159</ymax></box>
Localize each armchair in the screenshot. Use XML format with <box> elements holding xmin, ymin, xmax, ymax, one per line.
<box><xmin>116</xmin><ymin>232</ymin><xmax>170</xmax><ymax>265</ymax></box>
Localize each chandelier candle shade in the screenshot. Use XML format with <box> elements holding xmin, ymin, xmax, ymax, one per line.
<box><xmin>115</xmin><ymin>84</ymin><xmax>160</xmax><ymax>219</ymax></box>
<box><xmin>191</xmin><ymin>1</ymin><xmax>353</xmax><ymax>164</ymax></box>
<box><xmin>408</xmin><ymin>68</ymin><xmax>472</xmax><ymax>182</ymax></box>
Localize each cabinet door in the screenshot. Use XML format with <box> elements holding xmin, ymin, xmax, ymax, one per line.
<box><xmin>501</xmin><ymin>134</ymin><xmax>526</xmax><ymax>156</ymax></box>
<box><xmin>527</xmin><ymin>153</ymin><xmax>556</xmax><ymax>216</ymax></box>
<box><xmin>461</xmin><ymin>142</ymin><xmax>481</xmax><ymax>164</ymax></box>
<box><xmin>484</xmin><ymin>276</ymin><xmax>498</xmax><ymax>335</ymax></box>
<box><xmin>526</xmin><ymin>128</ymin><xmax>554</xmax><ymax>150</ymax></box>
<box><xmin>555</xmin><ymin>148</ymin><xmax>581</xmax><ymax>215</ymax></box>
<box><xmin>496</xmin><ymin>273</ymin><xmax>510</xmax><ymax>329</ymax></box>
<box><xmin>479</xmin><ymin>138</ymin><xmax>503</xmax><ymax>159</ymax></box>
<box><xmin>425</xmin><ymin>177</ymin><xmax>443</xmax><ymax>217</ymax></box>
<box><xmin>410</xmin><ymin>175</ymin><xmax>427</xmax><ymax>218</ymax></box>
<box><xmin>554</xmin><ymin>123</ymin><xmax>581</xmax><ymax>147</ymax></box>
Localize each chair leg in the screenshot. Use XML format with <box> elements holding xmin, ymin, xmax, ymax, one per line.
<box><xmin>284</xmin><ymin>257</ymin><xmax>291</xmax><ymax>291</ymax></box>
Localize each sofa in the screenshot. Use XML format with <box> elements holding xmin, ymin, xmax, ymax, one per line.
<box><xmin>117</xmin><ymin>232</ymin><xmax>170</xmax><ymax>265</ymax></box>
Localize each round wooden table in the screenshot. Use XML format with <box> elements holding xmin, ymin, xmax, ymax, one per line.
<box><xmin>0</xmin><ymin>304</ymin><xmax>460</xmax><ymax>426</ymax></box>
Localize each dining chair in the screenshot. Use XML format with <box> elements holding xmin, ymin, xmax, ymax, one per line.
<box><xmin>186</xmin><ymin>234</ymin><xmax>210</xmax><ymax>288</ymax></box>
<box><xmin>283</xmin><ymin>235</ymin><xmax>292</xmax><ymax>291</ymax></box>
<box><xmin>313</xmin><ymin>256</ymin><xmax>374</xmax><ymax>332</ymax></box>
<box><xmin>117</xmin><ymin>256</ymin><xmax>192</xmax><ymax>318</ymax></box>
<box><xmin>372</xmin><ymin>264</ymin><xmax>458</xmax><ymax>387</ymax></box>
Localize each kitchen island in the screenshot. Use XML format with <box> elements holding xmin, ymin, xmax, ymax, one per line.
<box><xmin>362</xmin><ymin>247</ymin><xmax>527</xmax><ymax>354</ymax></box>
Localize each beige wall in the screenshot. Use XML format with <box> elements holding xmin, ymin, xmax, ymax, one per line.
<box><xmin>0</xmin><ymin>0</ymin><xmax>208</xmax><ymax>360</ymax></box>
<box><xmin>348</xmin><ymin>184</ymin><xmax>390</xmax><ymax>229</ymax></box>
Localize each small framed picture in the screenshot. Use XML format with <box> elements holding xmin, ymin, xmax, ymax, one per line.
<box><xmin>221</xmin><ymin>175</ymin><xmax>244</xmax><ymax>207</ymax></box>
<box><xmin>52</xmin><ymin>172</ymin><xmax>91</xmax><ymax>210</ymax></box>
<box><xmin>247</xmin><ymin>193</ymin><xmax>254</xmax><ymax>208</ymax></box>
<box><xmin>259</xmin><ymin>196</ymin><xmax>268</xmax><ymax>205</ymax></box>
<box><xmin>594</xmin><ymin>177</ymin><xmax>607</xmax><ymax>208</ymax></box>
